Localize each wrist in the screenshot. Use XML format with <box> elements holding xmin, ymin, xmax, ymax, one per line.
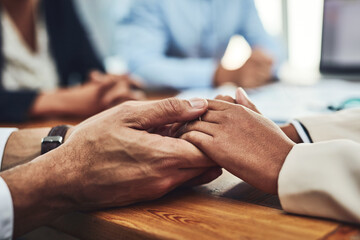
<box><xmin>30</xmin><ymin>91</ymin><xmax>68</xmax><ymax>117</ymax></box>
<box><xmin>214</xmin><ymin>64</ymin><xmax>236</xmax><ymax>87</ymax></box>
<box><xmin>2</xmin><ymin>128</ymin><xmax>51</xmax><ymax>171</ymax></box>
<box><xmin>0</xmin><ymin>148</ymin><xmax>75</xmax><ymax>237</ymax></box>
<box><xmin>64</xmin><ymin>127</ymin><xmax>74</xmax><ymax>143</ymax></box>
<box><xmin>280</xmin><ymin>124</ymin><xmax>303</xmax><ymax>144</ymax></box>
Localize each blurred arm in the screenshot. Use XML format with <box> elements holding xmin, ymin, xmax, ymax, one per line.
<box><xmin>239</xmin><ymin>0</ymin><xmax>285</xmax><ymax>73</ymax></box>
<box><xmin>118</xmin><ymin>0</ymin><xmax>217</xmax><ymax>89</ymax></box>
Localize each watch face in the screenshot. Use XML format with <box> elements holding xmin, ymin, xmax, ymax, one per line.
<box><xmin>41</xmin><ymin>136</ymin><xmax>64</xmax><ymax>155</ymax></box>
<box><xmin>42</xmin><ymin>136</ymin><xmax>63</xmax><ymax>144</ymax></box>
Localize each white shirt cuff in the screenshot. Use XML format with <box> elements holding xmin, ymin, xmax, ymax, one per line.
<box><xmin>291</xmin><ymin>120</ymin><xmax>311</xmax><ymax>143</ymax></box>
<box><xmin>0</xmin><ymin>177</ymin><xmax>13</xmax><ymax>240</ymax></box>
<box><xmin>0</xmin><ymin>128</ymin><xmax>17</xmax><ymax>171</ymax></box>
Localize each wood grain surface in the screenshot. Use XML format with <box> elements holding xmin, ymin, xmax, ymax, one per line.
<box><xmin>49</xmin><ymin>171</ymin><xmax>359</xmax><ymax>240</ymax></box>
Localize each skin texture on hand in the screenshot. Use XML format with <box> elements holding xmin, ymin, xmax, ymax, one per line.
<box><xmin>214</xmin><ymin>49</ymin><xmax>274</xmax><ymax>88</ymax></box>
<box><xmin>1</xmin><ymin>128</ymin><xmax>50</xmax><ymax>171</ymax></box>
<box><xmin>216</xmin><ymin>88</ymin><xmax>303</xmax><ymax>144</ymax></box>
<box><xmin>30</xmin><ymin>71</ymin><xmax>145</xmax><ymax>118</ymax></box>
<box><xmin>0</xmin><ymin>97</ymin><xmax>219</xmax><ymax>237</ymax></box>
<box><xmin>181</xmin><ymin>99</ymin><xmax>295</xmax><ymax>195</ymax></box>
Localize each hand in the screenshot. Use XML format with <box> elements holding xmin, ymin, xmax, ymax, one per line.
<box><xmin>180</xmin><ymin>100</ymin><xmax>295</xmax><ymax>194</ymax></box>
<box><xmin>30</xmin><ymin>71</ymin><xmax>145</xmax><ymax>118</ymax></box>
<box><xmin>215</xmin><ymin>88</ymin><xmax>303</xmax><ymax>144</ymax></box>
<box><xmin>88</xmin><ymin>71</ymin><xmax>145</xmax><ymax>107</ymax></box>
<box><xmin>1</xmin><ymin>97</ymin><xmax>218</xmax><ymax>236</ymax></box>
<box><xmin>214</xmin><ymin>49</ymin><xmax>274</xmax><ymax>88</ymax></box>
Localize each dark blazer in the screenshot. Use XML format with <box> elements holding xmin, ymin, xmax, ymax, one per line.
<box><xmin>0</xmin><ymin>0</ymin><xmax>105</xmax><ymax>122</ymax></box>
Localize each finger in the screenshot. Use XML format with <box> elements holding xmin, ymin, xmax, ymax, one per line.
<box><xmin>207</xmin><ymin>99</ymin><xmax>232</xmax><ymax>111</ymax></box>
<box><xmin>235</xmin><ymin>88</ymin><xmax>261</xmax><ymax>114</ymax></box>
<box><xmin>215</xmin><ymin>95</ymin><xmax>236</xmax><ymax>103</ymax></box>
<box><xmin>97</xmin><ymin>79</ymin><xmax>118</xmax><ymax>100</ymax></box>
<box><xmin>147</xmin><ymin>124</ymin><xmax>173</xmax><ymax>136</ymax></box>
<box><xmin>171</xmin><ymin>166</ymin><xmax>221</xmax><ymax>190</ymax></box>
<box><xmin>107</xmin><ymin>90</ymin><xmax>147</xmax><ymax>108</ymax></box>
<box><xmin>128</xmin><ymin>78</ymin><xmax>144</xmax><ymax>90</ymax></box>
<box><xmin>181</xmin><ymin>167</ymin><xmax>223</xmax><ymax>187</ymax></box>
<box><xmin>125</xmin><ymin>98</ymin><xmax>208</xmax><ymax>129</ymax></box>
<box><xmin>131</xmin><ymin>90</ymin><xmax>146</xmax><ymax>100</ymax></box>
<box><xmin>181</xmin><ymin>131</ymin><xmax>213</xmax><ymax>154</ymax></box>
<box><xmin>129</xmin><ymin>127</ymin><xmax>215</xmax><ymax>168</ymax></box>
<box><xmin>168</xmin><ymin>122</ymin><xmax>186</xmax><ymax>137</ymax></box>
<box><xmin>161</xmin><ymin>168</ymin><xmax>208</xmax><ymax>195</ymax></box>
<box><xmin>201</xmin><ymin>110</ymin><xmax>223</xmax><ymax>123</ymax></box>
<box><xmin>101</xmin><ymin>81</ymin><xmax>129</xmax><ymax>106</ymax></box>
<box><xmin>176</xmin><ymin>120</ymin><xmax>218</xmax><ymax>138</ymax></box>
<box><xmin>110</xmin><ymin>74</ymin><xmax>145</xmax><ymax>90</ymax></box>
<box><xmin>165</xmin><ymin>137</ymin><xmax>216</xmax><ymax>168</ymax></box>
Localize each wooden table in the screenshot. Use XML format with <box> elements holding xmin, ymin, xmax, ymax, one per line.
<box><xmin>50</xmin><ymin>172</ymin><xmax>360</xmax><ymax>240</ymax></box>
<box><xmin>3</xmin><ymin>92</ymin><xmax>360</xmax><ymax>240</ymax></box>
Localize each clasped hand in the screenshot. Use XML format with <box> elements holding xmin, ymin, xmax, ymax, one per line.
<box><xmin>173</xmin><ymin>88</ymin><xmax>296</xmax><ymax>194</ymax></box>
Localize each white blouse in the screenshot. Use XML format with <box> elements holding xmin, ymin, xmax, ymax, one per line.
<box><xmin>1</xmin><ymin>10</ymin><xmax>59</xmax><ymax>91</ymax></box>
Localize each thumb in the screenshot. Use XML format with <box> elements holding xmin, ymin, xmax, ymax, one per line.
<box><xmin>235</xmin><ymin>88</ymin><xmax>261</xmax><ymax>114</ymax></box>
<box><xmin>126</xmin><ymin>98</ymin><xmax>208</xmax><ymax>130</ymax></box>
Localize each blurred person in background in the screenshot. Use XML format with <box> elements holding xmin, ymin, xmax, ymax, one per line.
<box><xmin>74</xmin><ymin>0</ymin><xmax>131</xmax><ymax>63</ymax></box>
<box><xmin>0</xmin><ymin>0</ymin><xmax>144</xmax><ymax>123</ymax></box>
<box><xmin>119</xmin><ymin>0</ymin><xmax>284</xmax><ymax>89</ymax></box>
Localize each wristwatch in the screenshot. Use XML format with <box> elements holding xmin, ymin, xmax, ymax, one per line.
<box><xmin>41</xmin><ymin>125</ymin><xmax>70</xmax><ymax>155</ymax></box>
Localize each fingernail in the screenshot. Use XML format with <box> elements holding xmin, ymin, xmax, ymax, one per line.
<box><xmin>236</xmin><ymin>88</ymin><xmax>248</xmax><ymax>104</ymax></box>
<box><xmin>189</xmin><ymin>98</ymin><xmax>207</xmax><ymax>109</ymax></box>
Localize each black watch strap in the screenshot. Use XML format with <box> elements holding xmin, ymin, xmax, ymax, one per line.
<box><xmin>41</xmin><ymin>125</ymin><xmax>70</xmax><ymax>155</ymax></box>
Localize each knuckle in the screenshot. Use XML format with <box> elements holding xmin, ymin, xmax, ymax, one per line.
<box><xmin>236</xmin><ymin>105</ymin><xmax>246</xmax><ymax>113</ymax></box>
<box><xmin>215</xmin><ymin>94</ymin><xmax>224</xmax><ymax>100</ymax></box>
<box><xmin>182</xmin><ymin>131</ymin><xmax>200</xmax><ymax>145</ymax></box>
<box><xmin>222</xmin><ymin>111</ymin><xmax>232</xmax><ymax>121</ymax></box>
<box><xmin>120</xmin><ymin>100</ymin><xmax>136</xmax><ymax>109</ymax></box>
<box><xmin>118</xmin><ymin>101</ymin><xmax>139</xmax><ymax>124</ymax></box>
<box><xmin>181</xmin><ymin>131</ymin><xmax>194</xmax><ymax>141</ymax></box>
<box><xmin>222</xmin><ymin>96</ymin><xmax>235</xmax><ymax>103</ymax></box>
<box><xmin>161</xmin><ymin>98</ymin><xmax>184</xmax><ymax>116</ymax></box>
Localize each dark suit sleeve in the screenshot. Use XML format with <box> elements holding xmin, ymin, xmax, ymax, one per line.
<box><xmin>44</xmin><ymin>0</ymin><xmax>105</xmax><ymax>86</ymax></box>
<box><xmin>69</xmin><ymin>1</ymin><xmax>105</xmax><ymax>82</ymax></box>
<box><xmin>0</xmin><ymin>90</ymin><xmax>38</xmax><ymax>122</ymax></box>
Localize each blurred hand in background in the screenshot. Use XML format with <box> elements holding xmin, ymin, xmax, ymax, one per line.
<box><xmin>214</xmin><ymin>49</ymin><xmax>274</xmax><ymax>88</ymax></box>
<box><xmin>30</xmin><ymin>71</ymin><xmax>145</xmax><ymax>118</ymax></box>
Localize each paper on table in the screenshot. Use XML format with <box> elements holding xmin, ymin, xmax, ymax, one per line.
<box><xmin>177</xmin><ymin>79</ymin><xmax>360</xmax><ymax>123</ymax></box>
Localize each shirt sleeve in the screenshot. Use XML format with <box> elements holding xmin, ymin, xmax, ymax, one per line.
<box><xmin>278</xmin><ymin>141</ymin><xmax>360</xmax><ymax>224</ymax></box>
<box><xmin>0</xmin><ymin>177</ymin><xmax>13</xmax><ymax>240</ymax></box>
<box><xmin>117</xmin><ymin>0</ymin><xmax>217</xmax><ymax>89</ymax></box>
<box><xmin>238</xmin><ymin>0</ymin><xmax>285</xmax><ymax>74</ymax></box>
<box><xmin>0</xmin><ymin>129</ymin><xmax>17</xmax><ymax>239</ymax></box>
<box><xmin>291</xmin><ymin>120</ymin><xmax>312</xmax><ymax>143</ymax></box>
<box><xmin>0</xmin><ymin>128</ymin><xmax>18</xmax><ymax>171</ymax></box>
